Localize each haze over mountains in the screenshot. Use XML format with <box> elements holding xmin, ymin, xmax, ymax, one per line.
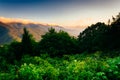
<box><xmin>0</xmin><ymin>17</ymin><xmax>82</xmax><ymax>44</ymax></box>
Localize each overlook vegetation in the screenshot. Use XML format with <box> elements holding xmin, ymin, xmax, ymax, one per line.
<box><xmin>0</xmin><ymin>13</ymin><xmax>120</xmax><ymax>80</ymax></box>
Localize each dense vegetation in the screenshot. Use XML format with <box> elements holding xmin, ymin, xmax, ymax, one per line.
<box><xmin>0</xmin><ymin>13</ymin><xmax>120</xmax><ymax>80</ymax></box>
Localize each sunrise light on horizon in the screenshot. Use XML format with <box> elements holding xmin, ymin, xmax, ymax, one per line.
<box><xmin>0</xmin><ymin>0</ymin><xmax>120</xmax><ymax>28</ymax></box>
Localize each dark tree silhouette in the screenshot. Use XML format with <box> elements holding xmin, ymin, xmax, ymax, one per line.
<box><xmin>8</xmin><ymin>41</ymin><xmax>22</xmax><ymax>61</ymax></box>
<box><xmin>78</xmin><ymin>22</ymin><xmax>108</xmax><ymax>52</ymax></box>
<box><xmin>108</xmin><ymin>13</ymin><xmax>120</xmax><ymax>50</ymax></box>
<box><xmin>21</xmin><ymin>28</ymin><xmax>35</xmax><ymax>56</ymax></box>
<box><xmin>38</xmin><ymin>28</ymin><xmax>78</xmax><ymax>57</ymax></box>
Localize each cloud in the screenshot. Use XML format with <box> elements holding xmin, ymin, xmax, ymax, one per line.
<box><xmin>0</xmin><ymin>16</ymin><xmax>43</xmax><ymax>24</ymax></box>
<box><xmin>0</xmin><ymin>16</ymin><xmax>61</xmax><ymax>27</ymax></box>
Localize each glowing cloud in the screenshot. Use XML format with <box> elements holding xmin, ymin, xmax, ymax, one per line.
<box><xmin>0</xmin><ymin>17</ymin><xmax>38</xmax><ymax>24</ymax></box>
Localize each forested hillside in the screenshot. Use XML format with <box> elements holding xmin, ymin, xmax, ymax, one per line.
<box><xmin>0</xmin><ymin>13</ymin><xmax>120</xmax><ymax>80</ymax></box>
<box><xmin>0</xmin><ymin>21</ymin><xmax>78</xmax><ymax>44</ymax></box>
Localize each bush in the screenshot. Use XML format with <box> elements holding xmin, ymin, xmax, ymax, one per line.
<box><xmin>19</xmin><ymin>56</ymin><xmax>59</xmax><ymax>80</ymax></box>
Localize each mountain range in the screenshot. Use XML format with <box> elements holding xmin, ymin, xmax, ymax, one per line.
<box><xmin>0</xmin><ymin>20</ymin><xmax>81</xmax><ymax>44</ymax></box>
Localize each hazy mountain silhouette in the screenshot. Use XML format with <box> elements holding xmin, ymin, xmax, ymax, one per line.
<box><xmin>0</xmin><ymin>21</ymin><xmax>79</xmax><ymax>44</ymax></box>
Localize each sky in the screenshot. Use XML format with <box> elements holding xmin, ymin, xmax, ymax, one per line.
<box><xmin>0</xmin><ymin>0</ymin><xmax>120</xmax><ymax>28</ymax></box>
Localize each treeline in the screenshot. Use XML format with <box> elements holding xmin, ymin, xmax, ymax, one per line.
<box><xmin>0</xmin><ymin>13</ymin><xmax>120</xmax><ymax>62</ymax></box>
<box><xmin>78</xmin><ymin>13</ymin><xmax>120</xmax><ymax>52</ymax></box>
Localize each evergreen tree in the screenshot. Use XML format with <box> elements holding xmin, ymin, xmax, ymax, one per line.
<box><xmin>21</xmin><ymin>28</ymin><xmax>35</xmax><ymax>56</ymax></box>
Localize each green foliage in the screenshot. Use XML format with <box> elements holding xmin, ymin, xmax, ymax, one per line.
<box><xmin>19</xmin><ymin>53</ymin><xmax>120</xmax><ymax>80</ymax></box>
<box><xmin>0</xmin><ymin>56</ymin><xmax>8</xmax><ymax>71</ymax></box>
<box><xmin>105</xmin><ymin>57</ymin><xmax>120</xmax><ymax>79</ymax></box>
<box><xmin>0</xmin><ymin>73</ymin><xmax>17</xmax><ymax>80</ymax></box>
<box><xmin>0</xmin><ymin>52</ymin><xmax>120</xmax><ymax>80</ymax></box>
<box><xmin>8</xmin><ymin>41</ymin><xmax>22</xmax><ymax>61</ymax></box>
<box><xmin>19</xmin><ymin>56</ymin><xmax>59</xmax><ymax>80</ymax></box>
<box><xmin>38</xmin><ymin>28</ymin><xmax>78</xmax><ymax>57</ymax></box>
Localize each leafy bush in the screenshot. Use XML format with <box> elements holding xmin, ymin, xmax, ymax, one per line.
<box><xmin>0</xmin><ymin>73</ymin><xmax>16</xmax><ymax>80</ymax></box>
<box><xmin>0</xmin><ymin>52</ymin><xmax>120</xmax><ymax>80</ymax></box>
<box><xmin>19</xmin><ymin>56</ymin><xmax>59</xmax><ymax>80</ymax></box>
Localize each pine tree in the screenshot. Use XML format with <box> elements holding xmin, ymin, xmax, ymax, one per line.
<box><xmin>21</xmin><ymin>28</ymin><xmax>35</xmax><ymax>55</ymax></box>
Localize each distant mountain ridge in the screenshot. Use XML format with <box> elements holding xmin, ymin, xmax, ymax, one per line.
<box><xmin>0</xmin><ymin>21</ymin><xmax>80</xmax><ymax>44</ymax></box>
<box><xmin>0</xmin><ymin>22</ymin><xmax>13</xmax><ymax>44</ymax></box>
